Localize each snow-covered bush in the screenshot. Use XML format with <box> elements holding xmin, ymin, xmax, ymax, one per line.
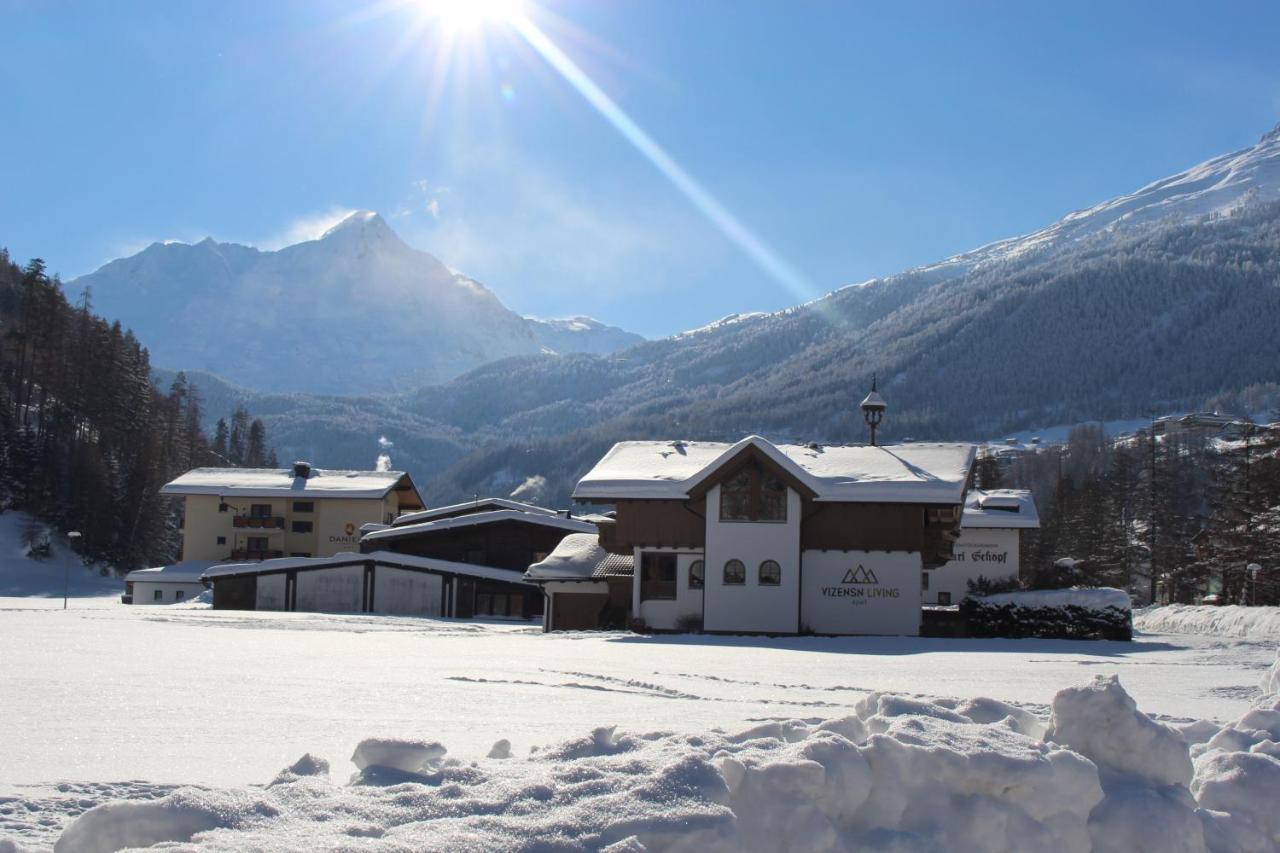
<box><xmin>962</xmin><ymin>587</ymin><xmax>1133</xmax><ymax>640</ymax></box>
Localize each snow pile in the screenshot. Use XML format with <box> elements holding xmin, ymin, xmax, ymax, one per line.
<box><xmin>963</xmin><ymin>587</ymin><xmax>1133</xmax><ymax>640</ymax></box>
<box><xmin>0</xmin><ymin>512</ymin><xmax>119</xmax><ymax>599</ymax></box>
<box><xmin>50</xmin><ymin>671</ymin><xmax>1280</xmax><ymax>852</ymax></box>
<box><xmin>1134</xmin><ymin>605</ymin><xmax>1280</xmax><ymax>640</ymax></box>
<box><xmin>525</xmin><ymin>533</ymin><xmax>606</xmax><ymax>580</ymax></box>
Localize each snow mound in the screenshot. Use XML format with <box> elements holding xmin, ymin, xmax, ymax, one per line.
<box><xmin>50</xmin><ymin>670</ymin><xmax>1280</xmax><ymax>852</ymax></box>
<box><xmin>53</xmin><ymin>788</ymin><xmax>275</xmax><ymax>853</ymax></box>
<box><xmin>1135</xmin><ymin>605</ymin><xmax>1280</xmax><ymax>640</ymax></box>
<box><xmin>349</xmin><ymin>738</ymin><xmax>446</xmax><ymax>774</ymax></box>
<box><xmin>1047</xmin><ymin>674</ymin><xmax>1193</xmax><ymax>787</ymax></box>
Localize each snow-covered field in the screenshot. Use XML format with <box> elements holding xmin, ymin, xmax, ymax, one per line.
<box><xmin>2</xmin><ymin>593</ymin><xmax>1277</xmax><ymax>851</ymax></box>
<box><xmin>1</xmin><ymin>518</ymin><xmax>1278</xmax><ymax>852</ymax></box>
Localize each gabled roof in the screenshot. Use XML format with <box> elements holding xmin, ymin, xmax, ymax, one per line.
<box><xmin>362</xmin><ymin>509</ymin><xmax>596</xmax><ymax>544</ymax></box>
<box><xmin>201</xmin><ymin>550</ymin><xmax>534</xmax><ymax>586</ymax></box>
<box><xmin>392</xmin><ymin>497</ymin><xmax>559</xmax><ymax>527</ymax></box>
<box><xmin>573</xmin><ymin>436</ymin><xmax>975</xmax><ymax>505</ymax></box>
<box><xmin>161</xmin><ymin>467</ymin><xmax>416</xmax><ymax>501</ymax></box>
<box><xmin>962</xmin><ymin>489</ymin><xmax>1041</xmax><ymax>529</ymax></box>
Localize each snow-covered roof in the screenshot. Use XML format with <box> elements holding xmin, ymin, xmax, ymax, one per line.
<box><xmin>201</xmin><ymin>551</ymin><xmax>534</xmax><ymax>586</ymax></box>
<box><xmin>363</xmin><ymin>509</ymin><xmax>595</xmax><ymax>544</ymax></box>
<box><xmin>392</xmin><ymin>498</ymin><xmax>559</xmax><ymax>527</ymax></box>
<box><xmin>573</xmin><ymin>436</ymin><xmax>975</xmax><ymax>504</ymax></box>
<box><xmin>124</xmin><ymin>561</ymin><xmax>217</xmax><ymax>583</ymax></box>
<box><xmin>525</xmin><ymin>533</ymin><xmax>608</xmax><ymax>581</ymax></box>
<box><xmin>962</xmin><ymin>489</ymin><xmax>1041</xmax><ymax>529</ymax></box>
<box><xmin>161</xmin><ymin>467</ymin><xmax>413</xmax><ymax>500</ymax></box>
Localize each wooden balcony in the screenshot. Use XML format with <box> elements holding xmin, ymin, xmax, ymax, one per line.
<box><xmin>232</xmin><ymin>516</ymin><xmax>285</xmax><ymax>530</ymax></box>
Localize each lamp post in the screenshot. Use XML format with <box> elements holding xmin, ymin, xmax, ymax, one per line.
<box><xmin>64</xmin><ymin>531</ymin><xmax>81</xmax><ymax>610</ymax></box>
<box><xmin>1248</xmin><ymin>563</ymin><xmax>1261</xmax><ymax>606</ymax></box>
<box><xmin>860</xmin><ymin>375</ymin><xmax>887</xmax><ymax>446</ymax></box>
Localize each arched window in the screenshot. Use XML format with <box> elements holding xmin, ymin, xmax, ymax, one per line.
<box><xmin>723</xmin><ymin>559</ymin><xmax>746</xmax><ymax>585</ymax></box>
<box><xmin>759</xmin><ymin>560</ymin><xmax>781</xmax><ymax>586</ymax></box>
<box><xmin>719</xmin><ymin>460</ymin><xmax>787</xmax><ymax>522</ymax></box>
<box><xmin>689</xmin><ymin>560</ymin><xmax>704</xmax><ymax>589</ymax></box>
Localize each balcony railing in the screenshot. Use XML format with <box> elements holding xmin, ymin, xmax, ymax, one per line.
<box><xmin>232</xmin><ymin>516</ymin><xmax>285</xmax><ymax>530</ymax></box>
<box><xmin>229</xmin><ymin>549</ymin><xmax>284</xmax><ymax>561</ymax></box>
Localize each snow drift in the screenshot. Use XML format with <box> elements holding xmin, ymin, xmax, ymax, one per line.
<box><xmin>1134</xmin><ymin>605</ymin><xmax>1280</xmax><ymax>640</ymax></box>
<box><xmin>49</xmin><ymin>658</ymin><xmax>1280</xmax><ymax>853</ymax></box>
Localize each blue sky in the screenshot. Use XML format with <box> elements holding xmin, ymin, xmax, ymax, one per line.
<box><xmin>3</xmin><ymin>1</ymin><xmax>1279</xmax><ymax>338</ymax></box>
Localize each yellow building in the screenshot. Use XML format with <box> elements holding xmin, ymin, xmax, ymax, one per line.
<box><xmin>161</xmin><ymin>461</ymin><xmax>424</xmax><ymax>562</ymax></box>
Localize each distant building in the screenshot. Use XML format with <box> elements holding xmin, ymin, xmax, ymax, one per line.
<box><xmin>527</xmin><ymin>435</ymin><xmax>975</xmax><ymax>636</ymax></box>
<box><xmin>123</xmin><ymin>562</ymin><xmax>212</xmax><ymax>605</ymax></box>
<box><xmin>923</xmin><ymin>489</ymin><xmax>1040</xmax><ymax>606</ymax></box>
<box><xmin>161</xmin><ymin>461</ymin><xmax>424</xmax><ymax>562</ymax></box>
<box><xmin>200</xmin><ymin>498</ymin><xmax>595</xmax><ymax>619</ymax></box>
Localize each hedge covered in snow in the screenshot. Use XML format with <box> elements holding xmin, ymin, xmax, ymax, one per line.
<box><xmin>1134</xmin><ymin>604</ymin><xmax>1280</xmax><ymax>640</ymax></box>
<box><xmin>47</xmin><ymin>654</ymin><xmax>1280</xmax><ymax>853</ymax></box>
<box><xmin>961</xmin><ymin>587</ymin><xmax>1133</xmax><ymax>641</ymax></box>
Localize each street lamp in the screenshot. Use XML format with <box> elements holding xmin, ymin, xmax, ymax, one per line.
<box><xmin>861</xmin><ymin>375</ymin><xmax>887</xmax><ymax>447</ymax></box>
<box><xmin>64</xmin><ymin>531</ymin><xmax>82</xmax><ymax>610</ymax></box>
<box><xmin>1248</xmin><ymin>563</ymin><xmax>1261</xmax><ymax>606</ymax></box>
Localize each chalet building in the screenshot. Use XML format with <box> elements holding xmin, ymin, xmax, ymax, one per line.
<box><xmin>123</xmin><ymin>562</ymin><xmax>211</xmax><ymax>605</ymax></box>
<box><xmin>200</xmin><ymin>498</ymin><xmax>595</xmax><ymax>619</ymax></box>
<box><xmin>922</xmin><ymin>489</ymin><xmax>1040</xmax><ymax>606</ymax></box>
<box><xmin>161</xmin><ymin>461</ymin><xmax>424</xmax><ymax>562</ymax></box>
<box><xmin>527</xmin><ymin>435</ymin><xmax>976</xmax><ymax>635</ymax></box>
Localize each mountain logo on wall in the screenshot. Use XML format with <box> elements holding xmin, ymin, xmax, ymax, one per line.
<box><xmin>841</xmin><ymin>565</ymin><xmax>879</xmax><ymax>585</ymax></box>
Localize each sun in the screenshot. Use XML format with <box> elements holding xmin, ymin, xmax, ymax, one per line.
<box><xmin>422</xmin><ymin>0</ymin><xmax>524</xmax><ymax>32</ymax></box>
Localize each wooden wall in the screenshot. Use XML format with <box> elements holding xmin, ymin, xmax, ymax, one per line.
<box><xmin>609</xmin><ymin>498</ymin><xmax>706</xmax><ymax>553</ymax></box>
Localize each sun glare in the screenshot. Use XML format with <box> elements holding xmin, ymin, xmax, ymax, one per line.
<box><xmin>423</xmin><ymin>0</ymin><xmax>523</xmax><ymax>32</ymax></box>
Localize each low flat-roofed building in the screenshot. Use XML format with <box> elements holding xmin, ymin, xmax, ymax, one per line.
<box><xmin>161</xmin><ymin>461</ymin><xmax>424</xmax><ymax>563</ymax></box>
<box><xmin>531</xmin><ymin>435</ymin><xmax>975</xmax><ymax>636</ymax></box>
<box><xmin>123</xmin><ymin>561</ymin><xmax>214</xmax><ymax>605</ymax></box>
<box><xmin>923</xmin><ymin>489</ymin><xmax>1040</xmax><ymax>606</ymax></box>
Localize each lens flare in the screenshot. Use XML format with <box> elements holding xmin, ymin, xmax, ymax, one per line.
<box><xmin>422</xmin><ymin>0</ymin><xmax>523</xmax><ymax>33</ymax></box>
<box><xmin>507</xmin><ymin>12</ymin><xmax>815</xmax><ymax>303</ymax></box>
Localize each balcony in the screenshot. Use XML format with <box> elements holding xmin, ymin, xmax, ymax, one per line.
<box><xmin>232</xmin><ymin>516</ymin><xmax>285</xmax><ymax>530</ymax></box>
<box><xmin>229</xmin><ymin>549</ymin><xmax>284</xmax><ymax>561</ymax></box>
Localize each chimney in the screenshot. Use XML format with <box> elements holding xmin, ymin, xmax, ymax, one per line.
<box><xmin>292</xmin><ymin>461</ymin><xmax>312</xmax><ymax>479</ymax></box>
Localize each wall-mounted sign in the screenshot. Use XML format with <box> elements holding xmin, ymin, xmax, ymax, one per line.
<box><xmin>800</xmin><ymin>551</ymin><xmax>922</xmax><ymax>635</ymax></box>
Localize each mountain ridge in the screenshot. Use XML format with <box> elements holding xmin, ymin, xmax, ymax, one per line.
<box><xmin>72</xmin><ymin>211</ymin><xmax>645</xmax><ymax>395</ymax></box>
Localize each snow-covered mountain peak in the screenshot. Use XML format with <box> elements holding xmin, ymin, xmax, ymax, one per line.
<box><xmin>1259</xmin><ymin>122</ymin><xmax>1280</xmax><ymax>144</ymax></box>
<box><xmin>318</xmin><ymin>210</ymin><xmax>397</xmax><ymax>243</ymax></box>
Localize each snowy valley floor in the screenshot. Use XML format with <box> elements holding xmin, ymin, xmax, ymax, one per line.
<box><xmin>1</xmin><ymin>596</ymin><xmax>1278</xmax><ymax>851</ymax></box>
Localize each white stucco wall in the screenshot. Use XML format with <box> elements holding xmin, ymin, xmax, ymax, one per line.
<box><xmin>374</xmin><ymin>567</ymin><xmax>443</xmax><ymax>617</ymax></box>
<box><xmin>702</xmin><ymin>484</ymin><xmax>801</xmax><ymax>634</ymax></box>
<box><xmin>131</xmin><ymin>581</ymin><xmax>205</xmax><ymax>605</ymax></box>
<box><xmin>633</xmin><ymin>548</ymin><xmax>705</xmax><ymax>631</ymax></box>
<box><xmin>925</xmin><ymin>527</ymin><xmax>1020</xmax><ymax>605</ymax></box>
<box><xmin>294</xmin><ymin>565</ymin><xmax>365</xmax><ymax>613</ymax></box>
<box><xmin>256</xmin><ymin>573</ymin><xmax>288</xmax><ymax>611</ymax></box>
<box><xmin>800</xmin><ymin>550</ymin><xmax>923</xmax><ymax>636</ymax></box>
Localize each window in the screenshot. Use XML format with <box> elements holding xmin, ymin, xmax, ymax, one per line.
<box><xmin>247</xmin><ymin>536</ymin><xmax>268</xmax><ymax>552</ymax></box>
<box><xmin>938</xmin><ymin>592</ymin><xmax>952</xmax><ymax>605</ymax></box>
<box><xmin>922</xmin><ymin>571</ymin><xmax>930</xmax><ymax>590</ymax></box>
<box><xmin>249</xmin><ymin>504</ymin><xmax>273</xmax><ymax>519</ymax></box>
<box><xmin>688</xmin><ymin>560</ymin><xmax>704</xmax><ymax>589</ymax></box>
<box><xmin>723</xmin><ymin>559</ymin><xmax>746</xmax><ymax>585</ymax></box>
<box><xmin>218</xmin><ymin>503</ymin><xmax>228</xmax><ymax>513</ymax></box>
<box><xmin>153</xmin><ymin>589</ymin><xmax>163</xmax><ymax>601</ymax></box>
<box><xmin>291</xmin><ymin>520</ymin><xmax>313</xmax><ymax>534</ymax></box>
<box><xmin>640</xmin><ymin>553</ymin><xmax>677</xmax><ymax>600</ymax></box>
<box><xmin>216</xmin><ymin>536</ymin><xmax>226</xmax><ymax>546</ymax></box>
<box><xmin>465</xmin><ymin>549</ymin><xmax>485</xmax><ymax>565</ymax></box>
<box><xmin>289</xmin><ymin>552</ymin><xmax>312</xmax><ymax>558</ymax></box>
<box><xmin>758</xmin><ymin>560</ymin><xmax>781</xmax><ymax>586</ymax></box>
<box><xmin>292</xmin><ymin>501</ymin><xmax>314</xmax><ymax>513</ymax></box>
<box><xmin>718</xmin><ymin>461</ymin><xmax>787</xmax><ymax>522</ymax></box>
<box><xmin>175</xmin><ymin>590</ymin><xmax>185</xmax><ymax>602</ymax></box>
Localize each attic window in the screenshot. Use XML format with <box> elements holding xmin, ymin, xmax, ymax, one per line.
<box><xmin>719</xmin><ymin>461</ymin><xmax>787</xmax><ymax>522</ymax></box>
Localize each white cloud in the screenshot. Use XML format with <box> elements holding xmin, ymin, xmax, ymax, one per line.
<box><xmin>258</xmin><ymin>206</ymin><xmax>358</xmax><ymax>250</ymax></box>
